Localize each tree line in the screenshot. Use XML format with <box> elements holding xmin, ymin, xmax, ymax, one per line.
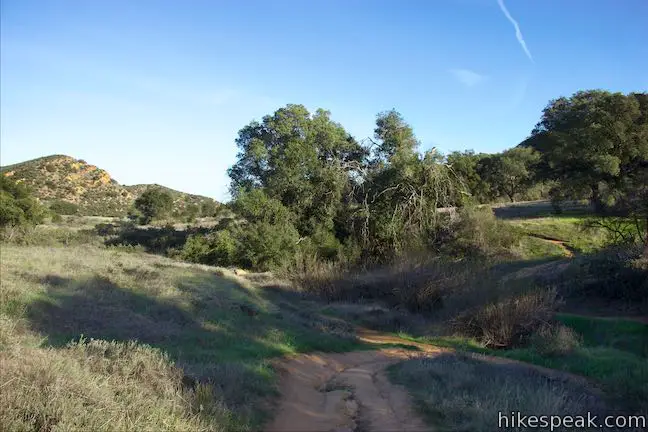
<box><xmin>2</xmin><ymin>89</ymin><xmax>646</xmax><ymax>267</ymax></box>
<box><xmin>449</xmin><ymin>90</ymin><xmax>647</xmax><ymax>212</ymax></box>
<box><xmin>181</xmin><ymin>89</ymin><xmax>647</xmax><ymax>270</ymax></box>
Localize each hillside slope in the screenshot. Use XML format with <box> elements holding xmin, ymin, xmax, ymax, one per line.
<box><xmin>1</xmin><ymin>155</ymin><xmax>219</xmax><ymax>216</ymax></box>
<box><xmin>124</xmin><ymin>184</ymin><xmax>218</xmax><ymax>214</ymax></box>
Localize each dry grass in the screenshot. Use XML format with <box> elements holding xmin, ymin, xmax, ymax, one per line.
<box><xmin>0</xmin><ymin>337</ymin><xmax>234</xmax><ymax>432</ymax></box>
<box><xmin>294</xmin><ymin>254</ymin><xmax>562</xmax><ymax>348</ymax></box>
<box><xmin>531</xmin><ymin>323</ymin><xmax>583</xmax><ymax>357</ymax></box>
<box><xmin>451</xmin><ymin>288</ymin><xmax>559</xmax><ymax>348</ymax></box>
<box><xmin>290</xmin><ymin>255</ymin><xmax>479</xmax><ymax>312</ymax></box>
<box><xmin>388</xmin><ymin>352</ymin><xmax>615</xmax><ymax>432</ymax></box>
<box><xmin>0</xmin><ymin>243</ymin><xmax>363</xmax><ymax>431</ymax></box>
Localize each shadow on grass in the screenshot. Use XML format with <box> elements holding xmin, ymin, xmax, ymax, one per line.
<box><xmin>104</xmin><ymin>224</ymin><xmax>211</xmax><ymax>255</ymax></box>
<box><xmin>492</xmin><ymin>200</ymin><xmax>593</xmax><ymax>220</ymax></box>
<box><xmin>25</xmin><ymin>272</ymin><xmax>420</xmax><ymax>372</ymax></box>
<box><xmin>24</xmin><ymin>269</ymin><xmax>370</xmax><ymax>427</ymax></box>
<box><xmin>488</xmin><ymin>256</ymin><xmax>566</xmax><ymax>276</ymax></box>
<box><xmin>29</xmin><ymin>273</ymin><xmax>365</xmax><ymax>359</ymax></box>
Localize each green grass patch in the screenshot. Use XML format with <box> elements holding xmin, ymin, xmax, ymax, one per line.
<box><xmin>499</xmin><ymin>345</ymin><xmax>648</xmax><ymax>411</ymax></box>
<box><xmin>555</xmin><ymin>313</ymin><xmax>648</xmax><ymax>357</ymax></box>
<box><xmin>516</xmin><ymin>235</ymin><xmax>571</xmax><ymax>259</ymax></box>
<box><xmin>397</xmin><ymin>314</ymin><xmax>648</xmax><ymax>412</ymax></box>
<box><xmin>507</xmin><ymin>216</ymin><xmax>609</xmax><ymax>253</ymax></box>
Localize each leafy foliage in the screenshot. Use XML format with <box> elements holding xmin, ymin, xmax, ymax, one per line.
<box><xmin>178</xmin><ymin>105</ymin><xmax>466</xmax><ymax>270</ymax></box>
<box><xmin>527</xmin><ymin>90</ymin><xmax>648</xmax><ymax>213</ymax></box>
<box><xmin>49</xmin><ymin>199</ymin><xmax>79</xmax><ymax>215</ymax></box>
<box><xmin>0</xmin><ymin>176</ymin><xmax>46</xmax><ymax>227</ymax></box>
<box><xmin>134</xmin><ymin>188</ymin><xmax>174</xmax><ymax>224</ymax></box>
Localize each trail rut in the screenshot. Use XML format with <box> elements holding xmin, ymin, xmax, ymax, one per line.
<box><xmin>265</xmin><ymin>346</ymin><xmax>438</xmax><ymax>432</ymax></box>
<box><xmin>265</xmin><ymin>329</ymin><xmax>603</xmax><ymax>432</ymax></box>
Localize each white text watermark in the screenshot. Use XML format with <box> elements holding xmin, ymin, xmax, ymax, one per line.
<box><xmin>498</xmin><ymin>411</ymin><xmax>646</xmax><ymax>430</ymax></box>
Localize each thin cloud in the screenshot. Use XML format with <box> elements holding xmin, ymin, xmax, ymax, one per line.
<box><xmin>449</xmin><ymin>69</ymin><xmax>486</xmax><ymax>87</ymax></box>
<box><xmin>496</xmin><ymin>0</ymin><xmax>534</xmax><ymax>62</ymax></box>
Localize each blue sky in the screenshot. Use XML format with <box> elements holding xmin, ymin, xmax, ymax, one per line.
<box><xmin>1</xmin><ymin>0</ymin><xmax>647</xmax><ymax>201</ymax></box>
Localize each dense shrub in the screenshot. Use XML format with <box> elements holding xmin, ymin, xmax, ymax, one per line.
<box><xmin>134</xmin><ymin>188</ymin><xmax>173</xmax><ymax>224</ymax></box>
<box><xmin>181</xmin><ymin>230</ymin><xmax>239</xmax><ymax>266</ymax></box>
<box><xmin>563</xmin><ymin>245</ymin><xmax>648</xmax><ymax>302</ymax></box>
<box><xmin>0</xmin><ymin>176</ymin><xmax>46</xmax><ymax>228</ymax></box>
<box><xmin>442</xmin><ymin>206</ymin><xmax>520</xmax><ymax>260</ymax></box>
<box><xmin>178</xmin><ymin>189</ymin><xmax>303</xmax><ymax>271</ymax></box>
<box><xmin>236</xmin><ymin>221</ymin><xmax>300</xmax><ymax>271</ymax></box>
<box><xmin>180</xmin><ymin>218</ymin><xmax>300</xmax><ymax>271</ymax></box>
<box><xmin>451</xmin><ymin>288</ymin><xmax>558</xmax><ymax>348</ymax></box>
<box><xmin>49</xmin><ymin>199</ymin><xmax>79</xmax><ymax>215</ymax></box>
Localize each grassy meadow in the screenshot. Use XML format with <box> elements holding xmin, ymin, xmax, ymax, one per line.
<box><xmin>1</xmin><ymin>208</ymin><xmax>646</xmax><ymax>431</ymax></box>
<box><xmin>0</xmin><ymin>243</ymin><xmax>367</xmax><ymax>431</ymax></box>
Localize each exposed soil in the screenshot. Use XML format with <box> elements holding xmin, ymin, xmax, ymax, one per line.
<box><xmin>265</xmin><ymin>349</ymin><xmax>434</xmax><ymax>432</ymax></box>
<box><xmin>265</xmin><ymin>329</ymin><xmax>603</xmax><ymax>432</ymax></box>
<box><xmin>527</xmin><ymin>233</ymin><xmax>577</xmax><ymax>257</ymax></box>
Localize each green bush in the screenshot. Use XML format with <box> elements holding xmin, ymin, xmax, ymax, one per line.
<box><xmin>563</xmin><ymin>245</ymin><xmax>648</xmax><ymax>303</ymax></box>
<box><xmin>181</xmin><ymin>220</ymin><xmax>300</xmax><ymax>271</ymax></box>
<box><xmin>0</xmin><ymin>176</ymin><xmax>46</xmax><ymax>228</ymax></box>
<box><xmin>443</xmin><ymin>206</ymin><xmax>520</xmax><ymax>260</ymax></box>
<box><xmin>49</xmin><ymin>200</ymin><xmax>79</xmax><ymax>215</ymax></box>
<box><xmin>237</xmin><ymin>221</ymin><xmax>300</xmax><ymax>271</ymax></box>
<box><xmin>181</xmin><ymin>230</ymin><xmax>239</xmax><ymax>266</ymax></box>
<box><xmin>134</xmin><ymin>188</ymin><xmax>173</xmax><ymax>224</ymax></box>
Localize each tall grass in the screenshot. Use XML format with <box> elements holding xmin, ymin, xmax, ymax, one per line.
<box><xmin>0</xmin><ymin>244</ymin><xmax>363</xmax><ymax>431</ymax></box>
<box><xmin>388</xmin><ymin>352</ymin><xmax>613</xmax><ymax>432</ymax></box>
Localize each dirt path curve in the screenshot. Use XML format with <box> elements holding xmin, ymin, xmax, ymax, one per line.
<box><xmin>525</xmin><ymin>233</ymin><xmax>577</xmax><ymax>257</ymax></box>
<box><xmin>265</xmin><ymin>331</ymin><xmax>444</xmax><ymax>432</ymax></box>
<box><xmin>265</xmin><ymin>329</ymin><xmax>603</xmax><ymax>432</ymax></box>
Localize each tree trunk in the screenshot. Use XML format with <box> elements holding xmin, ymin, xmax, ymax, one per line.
<box><xmin>591</xmin><ymin>183</ymin><xmax>605</xmax><ymax>215</ymax></box>
<box><xmin>644</xmin><ymin>216</ymin><xmax>648</xmax><ymax>258</ymax></box>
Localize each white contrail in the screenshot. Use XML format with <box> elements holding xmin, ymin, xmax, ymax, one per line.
<box><xmin>497</xmin><ymin>0</ymin><xmax>534</xmax><ymax>62</ymax></box>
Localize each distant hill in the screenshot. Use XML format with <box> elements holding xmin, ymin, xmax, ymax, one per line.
<box><xmin>1</xmin><ymin>155</ymin><xmax>219</xmax><ymax>217</ymax></box>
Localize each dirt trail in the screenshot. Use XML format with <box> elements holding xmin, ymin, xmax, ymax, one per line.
<box><xmin>526</xmin><ymin>233</ymin><xmax>577</xmax><ymax>257</ymax></box>
<box><xmin>266</xmin><ymin>329</ymin><xmax>602</xmax><ymax>432</ymax></box>
<box><xmin>265</xmin><ymin>330</ymin><xmax>447</xmax><ymax>432</ymax></box>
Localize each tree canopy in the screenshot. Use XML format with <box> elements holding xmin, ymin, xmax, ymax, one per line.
<box><xmin>0</xmin><ymin>176</ymin><xmax>46</xmax><ymax>227</ymax></box>
<box><xmin>134</xmin><ymin>188</ymin><xmax>173</xmax><ymax>224</ymax></box>
<box><xmin>183</xmin><ymin>89</ymin><xmax>648</xmax><ymax>270</ymax></box>
<box><xmin>527</xmin><ymin>90</ymin><xmax>648</xmax><ymax>212</ymax></box>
